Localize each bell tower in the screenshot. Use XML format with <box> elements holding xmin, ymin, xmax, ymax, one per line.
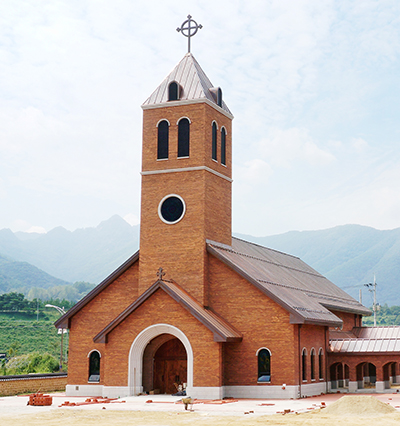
<box><xmin>138</xmin><ymin>22</ymin><xmax>233</xmax><ymax>305</ymax></box>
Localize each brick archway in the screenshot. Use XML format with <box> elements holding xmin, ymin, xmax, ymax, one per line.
<box><xmin>128</xmin><ymin>324</ymin><xmax>194</xmax><ymax>396</ymax></box>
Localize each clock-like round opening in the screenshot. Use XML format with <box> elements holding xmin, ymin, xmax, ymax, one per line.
<box><xmin>158</xmin><ymin>194</ymin><xmax>186</xmax><ymax>224</ymax></box>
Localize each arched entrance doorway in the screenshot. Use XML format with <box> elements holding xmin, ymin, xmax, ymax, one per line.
<box><xmin>128</xmin><ymin>324</ymin><xmax>193</xmax><ymax>396</ymax></box>
<box><xmin>141</xmin><ymin>334</ymin><xmax>187</xmax><ymax>394</ymax></box>
<box><xmin>153</xmin><ymin>337</ymin><xmax>187</xmax><ymax>394</ymax></box>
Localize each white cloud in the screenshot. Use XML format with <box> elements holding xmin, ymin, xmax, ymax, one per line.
<box><xmin>27</xmin><ymin>226</ymin><xmax>47</xmax><ymax>234</ymax></box>
<box><xmin>0</xmin><ymin>1</ymin><xmax>399</xmax><ymax>235</ymax></box>
<box><xmin>351</xmin><ymin>137</ymin><xmax>369</xmax><ymax>153</ymax></box>
<box><xmin>258</xmin><ymin>127</ymin><xmax>336</xmax><ymax>168</ymax></box>
<box><xmin>124</xmin><ymin>213</ymin><xmax>140</xmax><ymax>227</ymax></box>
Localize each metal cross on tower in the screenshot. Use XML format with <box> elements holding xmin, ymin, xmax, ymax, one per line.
<box><xmin>176</xmin><ymin>15</ymin><xmax>203</xmax><ymax>53</ymax></box>
<box><xmin>156</xmin><ymin>267</ymin><xmax>166</xmax><ymax>280</ymax></box>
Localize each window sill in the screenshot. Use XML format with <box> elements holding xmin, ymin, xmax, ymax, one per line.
<box><xmin>221</xmin><ymin>163</ymin><xmax>227</xmax><ymax>167</ymax></box>
<box><xmin>212</xmin><ymin>158</ymin><xmax>218</xmax><ymax>163</ymax></box>
<box><xmin>157</xmin><ymin>158</ymin><xmax>168</xmax><ymax>161</ymax></box>
<box><xmin>177</xmin><ymin>156</ymin><xmax>189</xmax><ymax>159</ymax></box>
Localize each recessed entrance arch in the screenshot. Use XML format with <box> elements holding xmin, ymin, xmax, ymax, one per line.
<box><xmin>128</xmin><ymin>324</ymin><xmax>193</xmax><ymax>396</ymax></box>
<box><xmin>383</xmin><ymin>361</ymin><xmax>398</xmax><ymax>389</ymax></box>
<box><xmin>356</xmin><ymin>362</ymin><xmax>376</xmax><ymax>389</ymax></box>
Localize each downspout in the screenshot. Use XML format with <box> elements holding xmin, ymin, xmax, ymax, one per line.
<box><xmin>298</xmin><ymin>324</ymin><xmax>302</xmax><ymax>398</ymax></box>
<box><xmin>325</xmin><ymin>326</ymin><xmax>328</xmax><ymax>394</ymax></box>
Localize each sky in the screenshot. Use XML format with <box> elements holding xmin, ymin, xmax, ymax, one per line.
<box><xmin>0</xmin><ymin>0</ymin><xmax>399</xmax><ymax>237</ymax></box>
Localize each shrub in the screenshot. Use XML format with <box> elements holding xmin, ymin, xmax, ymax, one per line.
<box><xmin>3</xmin><ymin>352</ymin><xmax>59</xmax><ymax>375</ymax></box>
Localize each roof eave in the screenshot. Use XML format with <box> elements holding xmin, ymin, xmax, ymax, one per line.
<box><xmin>321</xmin><ymin>302</ymin><xmax>372</xmax><ymax>317</ymax></box>
<box><xmin>93</xmin><ymin>280</ymin><xmax>242</xmax><ymax>344</ymax></box>
<box><xmin>54</xmin><ymin>250</ymin><xmax>140</xmax><ymax>329</ymax></box>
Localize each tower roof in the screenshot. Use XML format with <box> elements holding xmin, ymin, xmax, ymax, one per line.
<box><xmin>142</xmin><ymin>53</ymin><xmax>232</xmax><ymax>117</ymax></box>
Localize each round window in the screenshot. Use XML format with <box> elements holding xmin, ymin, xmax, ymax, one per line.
<box><xmin>158</xmin><ymin>194</ymin><xmax>186</xmax><ymax>224</ymax></box>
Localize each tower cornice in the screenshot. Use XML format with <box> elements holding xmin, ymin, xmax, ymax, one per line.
<box><xmin>142</xmin><ymin>97</ymin><xmax>234</xmax><ymax>120</ymax></box>
<box><xmin>141</xmin><ymin>165</ymin><xmax>233</xmax><ymax>183</ymax></box>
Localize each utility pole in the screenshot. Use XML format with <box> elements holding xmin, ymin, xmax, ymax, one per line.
<box><xmin>364</xmin><ymin>275</ymin><xmax>378</xmax><ymax>327</ymax></box>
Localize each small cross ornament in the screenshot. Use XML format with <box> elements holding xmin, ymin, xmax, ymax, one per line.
<box><xmin>156</xmin><ymin>267</ymin><xmax>166</xmax><ymax>280</ymax></box>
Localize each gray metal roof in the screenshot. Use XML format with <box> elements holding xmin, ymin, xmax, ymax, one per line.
<box><xmin>329</xmin><ymin>326</ymin><xmax>400</xmax><ymax>353</ymax></box>
<box><xmin>207</xmin><ymin>237</ymin><xmax>371</xmax><ymax>327</ymax></box>
<box><xmin>142</xmin><ymin>53</ymin><xmax>232</xmax><ymax>116</ymax></box>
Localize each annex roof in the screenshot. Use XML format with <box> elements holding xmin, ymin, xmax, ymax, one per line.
<box><xmin>329</xmin><ymin>326</ymin><xmax>400</xmax><ymax>353</ymax></box>
<box><xmin>206</xmin><ymin>237</ymin><xmax>371</xmax><ymax>327</ymax></box>
<box><xmin>142</xmin><ymin>53</ymin><xmax>232</xmax><ymax>117</ymax></box>
<box><xmin>93</xmin><ymin>279</ymin><xmax>242</xmax><ymax>344</ymax></box>
<box><xmin>54</xmin><ymin>251</ymin><xmax>139</xmax><ymax>329</ymax></box>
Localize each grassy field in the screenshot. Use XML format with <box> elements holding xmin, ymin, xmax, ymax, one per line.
<box><xmin>0</xmin><ymin>310</ymin><xmax>68</xmax><ymax>364</ymax></box>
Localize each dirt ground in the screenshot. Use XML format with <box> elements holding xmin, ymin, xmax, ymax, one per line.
<box><xmin>2</xmin><ymin>408</ymin><xmax>400</xmax><ymax>426</ymax></box>
<box><xmin>1</xmin><ymin>394</ymin><xmax>400</xmax><ymax>426</ymax></box>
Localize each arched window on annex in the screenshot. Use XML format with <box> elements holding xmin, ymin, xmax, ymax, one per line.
<box><xmin>212</xmin><ymin>121</ymin><xmax>218</xmax><ymax>161</ymax></box>
<box><xmin>257</xmin><ymin>348</ymin><xmax>271</xmax><ymax>383</ymax></box>
<box><xmin>221</xmin><ymin>127</ymin><xmax>227</xmax><ymax>166</ymax></box>
<box><xmin>318</xmin><ymin>348</ymin><xmax>324</xmax><ymax>380</ymax></box>
<box><xmin>302</xmin><ymin>348</ymin><xmax>307</xmax><ymax>382</ymax></box>
<box><xmin>168</xmin><ymin>81</ymin><xmax>180</xmax><ymax>101</ymax></box>
<box><xmin>157</xmin><ymin>119</ymin><xmax>170</xmax><ymax>160</ymax></box>
<box><xmin>310</xmin><ymin>348</ymin><xmax>316</xmax><ymax>381</ymax></box>
<box><xmin>88</xmin><ymin>350</ymin><xmax>101</xmax><ymax>383</ymax></box>
<box><xmin>177</xmin><ymin>117</ymin><xmax>190</xmax><ymax>158</ymax></box>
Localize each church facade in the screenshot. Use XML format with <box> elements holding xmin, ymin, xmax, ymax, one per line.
<box><xmin>56</xmin><ymin>51</ymin><xmax>400</xmax><ymax>400</ymax></box>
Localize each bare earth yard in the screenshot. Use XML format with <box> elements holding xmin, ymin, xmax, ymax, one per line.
<box><xmin>1</xmin><ymin>394</ymin><xmax>400</xmax><ymax>426</ymax></box>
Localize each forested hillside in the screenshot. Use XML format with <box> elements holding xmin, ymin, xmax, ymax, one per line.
<box><xmin>0</xmin><ymin>215</ymin><xmax>139</xmax><ymax>284</ymax></box>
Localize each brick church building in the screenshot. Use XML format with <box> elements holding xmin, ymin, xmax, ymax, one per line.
<box><xmin>56</xmin><ymin>47</ymin><xmax>400</xmax><ymax>400</ymax></box>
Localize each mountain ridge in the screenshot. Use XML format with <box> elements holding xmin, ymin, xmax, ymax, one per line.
<box><xmin>0</xmin><ymin>217</ymin><xmax>399</xmax><ymax>305</ymax></box>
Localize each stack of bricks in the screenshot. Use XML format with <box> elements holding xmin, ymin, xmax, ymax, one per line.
<box><xmin>28</xmin><ymin>392</ymin><xmax>53</xmax><ymax>406</ymax></box>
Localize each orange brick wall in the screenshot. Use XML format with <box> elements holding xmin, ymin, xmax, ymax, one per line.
<box><xmin>330</xmin><ymin>310</ymin><xmax>360</xmax><ymax>331</ymax></box>
<box><xmin>207</xmin><ymin>254</ymin><xmax>301</xmax><ymax>386</ymax></box>
<box><xmin>141</xmin><ymin>103</ymin><xmax>232</xmax><ymax>178</ymax></box>
<box><xmin>298</xmin><ymin>324</ymin><xmax>327</xmax><ymax>382</ymax></box>
<box><xmin>0</xmin><ymin>375</ymin><xmax>67</xmax><ymax>396</ymax></box>
<box><xmin>328</xmin><ymin>353</ymin><xmax>400</xmax><ymax>381</ymax></box>
<box><xmin>139</xmin><ymin>102</ymin><xmax>232</xmax><ymax>304</ymax></box>
<box><xmin>103</xmin><ymin>289</ymin><xmax>223</xmax><ymax>388</ymax></box>
<box><xmin>67</xmin><ymin>262</ymin><xmax>139</xmax><ymax>385</ymax></box>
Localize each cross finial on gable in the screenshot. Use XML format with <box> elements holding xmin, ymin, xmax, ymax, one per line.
<box><xmin>176</xmin><ymin>15</ymin><xmax>203</xmax><ymax>53</ymax></box>
<box><xmin>156</xmin><ymin>267</ymin><xmax>166</xmax><ymax>280</ymax></box>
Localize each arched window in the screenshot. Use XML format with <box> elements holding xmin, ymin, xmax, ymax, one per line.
<box><xmin>221</xmin><ymin>127</ymin><xmax>226</xmax><ymax>166</ymax></box>
<box><xmin>257</xmin><ymin>348</ymin><xmax>271</xmax><ymax>382</ymax></box>
<box><xmin>88</xmin><ymin>350</ymin><xmax>101</xmax><ymax>382</ymax></box>
<box><xmin>310</xmin><ymin>348</ymin><xmax>316</xmax><ymax>380</ymax></box>
<box><xmin>212</xmin><ymin>121</ymin><xmax>218</xmax><ymax>161</ymax></box>
<box><xmin>168</xmin><ymin>81</ymin><xmax>179</xmax><ymax>101</ymax></box>
<box><xmin>318</xmin><ymin>348</ymin><xmax>323</xmax><ymax>380</ymax></box>
<box><xmin>302</xmin><ymin>348</ymin><xmax>307</xmax><ymax>381</ymax></box>
<box><xmin>178</xmin><ymin>118</ymin><xmax>190</xmax><ymax>158</ymax></box>
<box><xmin>217</xmin><ymin>88</ymin><xmax>223</xmax><ymax>107</ymax></box>
<box><xmin>157</xmin><ymin>120</ymin><xmax>169</xmax><ymax>160</ymax></box>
